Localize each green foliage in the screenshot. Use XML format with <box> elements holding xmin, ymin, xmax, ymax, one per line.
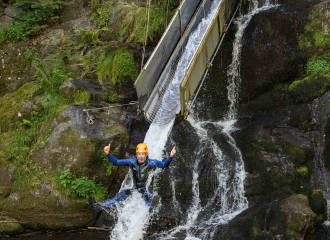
<box><xmin>38</xmin><ymin>141</ymin><xmax>45</xmax><ymax>148</ymax></box>
<box><xmin>298</xmin><ymin>8</ymin><xmax>330</xmax><ymax>53</ymax></box>
<box><xmin>0</xmin><ymin>0</ymin><xmax>66</xmax><ymax>45</ymax></box>
<box><xmin>288</xmin><ymin>73</ymin><xmax>330</xmax><ymax>104</ymax></box>
<box><xmin>75</xmin><ymin>27</ymin><xmax>110</xmax><ymax>48</ymax></box>
<box><xmin>97</xmin><ymin>48</ymin><xmax>138</xmax><ymax>84</ymax></box>
<box><xmin>102</xmin><ymin>155</ymin><xmax>118</xmax><ymax>176</ymax></box>
<box><xmin>58</xmin><ymin>169</ymin><xmax>107</xmax><ymax>202</ymax></box>
<box><xmin>296</xmin><ymin>166</ymin><xmax>308</xmax><ymax>176</ymax></box>
<box><xmin>18</xmin><ymin>111</ymin><xmax>40</xmax><ymax>137</ymax></box>
<box><xmin>306</xmin><ymin>59</ymin><xmax>330</xmax><ymax>74</ymax></box>
<box><xmin>108</xmin><ymin>93</ymin><xmax>118</xmax><ymax>103</ymax></box>
<box><xmin>120</xmin><ymin>5</ymin><xmax>167</xmax><ymax>44</ymax></box>
<box><xmin>73</xmin><ymin>90</ymin><xmax>91</xmax><ymax>104</ymax></box>
<box><xmin>91</xmin><ymin>6</ymin><xmax>113</xmax><ymax>28</ymax></box>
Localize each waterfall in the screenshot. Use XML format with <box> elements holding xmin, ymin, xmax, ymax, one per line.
<box><xmin>226</xmin><ymin>0</ymin><xmax>278</xmax><ymax>120</ymax></box>
<box><xmin>109</xmin><ymin>0</ymin><xmax>279</xmax><ymax>239</ymax></box>
<box><xmin>310</xmin><ymin>96</ymin><xmax>330</xmax><ymax>226</ymax></box>
<box><xmin>110</xmin><ymin>1</ymin><xmax>223</xmax><ymax>239</ymax></box>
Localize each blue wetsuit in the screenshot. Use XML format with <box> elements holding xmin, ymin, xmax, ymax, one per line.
<box><xmin>102</xmin><ymin>154</ymin><xmax>173</xmax><ymax>207</ymax></box>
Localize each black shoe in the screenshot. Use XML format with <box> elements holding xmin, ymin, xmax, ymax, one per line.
<box><xmin>89</xmin><ymin>196</ymin><xmax>103</xmax><ymax>214</ymax></box>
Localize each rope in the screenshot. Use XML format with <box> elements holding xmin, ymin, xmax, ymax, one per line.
<box><xmin>166</xmin><ymin>0</ymin><xmax>170</xmax><ymax>26</ymax></box>
<box><xmin>141</xmin><ymin>0</ymin><xmax>152</xmax><ymax>71</ymax></box>
<box><xmin>83</xmin><ymin>101</ymin><xmax>139</xmax><ymax>125</ymax></box>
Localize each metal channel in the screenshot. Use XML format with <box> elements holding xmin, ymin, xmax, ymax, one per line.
<box><xmin>180</xmin><ymin>0</ymin><xmax>239</xmax><ymax>114</ymax></box>
<box><xmin>143</xmin><ymin>0</ymin><xmax>214</xmax><ymax>122</ymax></box>
<box><xmin>134</xmin><ymin>0</ymin><xmax>202</xmax><ymax>110</ymax></box>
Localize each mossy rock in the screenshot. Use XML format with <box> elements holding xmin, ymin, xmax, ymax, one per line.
<box><xmin>290</xmin><ymin>104</ymin><xmax>311</xmax><ymax>131</ymax></box>
<box><xmin>234</xmin><ymin>126</ymin><xmax>314</xmax><ymax>199</ymax></box>
<box><xmin>268</xmin><ymin>194</ymin><xmax>316</xmax><ymax>240</ymax></box>
<box><xmin>0</xmin><ymin>182</ymin><xmax>95</xmax><ymax>229</ymax></box>
<box><xmin>308</xmin><ymin>189</ymin><xmax>327</xmax><ymax>224</ymax></box>
<box><xmin>289</xmin><ymin>73</ymin><xmax>330</xmax><ymax>104</ymax></box>
<box><xmin>32</xmin><ymin>105</ymin><xmax>130</xmax><ymax>173</ymax></box>
<box><xmin>0</xmin><ymin>43</ymin><xmax>34</xmax><ymax>98</ymax></box>
<box><xmin>0</xmin><ymin>82</ymin><xmax>41</xmax><ymax>134</ymax></box>
<box><xmin>0</xmin><ymin>217</ymin><xmax>23</xmax><ymax>235</ymax></box>
<box><xmin>0</xmin><ymin>131</ymin><xmax>13</xmax><ymax>167</ymax></box>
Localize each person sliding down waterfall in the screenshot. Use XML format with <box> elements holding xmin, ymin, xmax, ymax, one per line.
<box><xmin>89</xmin><ymin>143</ymin><xmax>176</xmax><ymax>214</ymax></box>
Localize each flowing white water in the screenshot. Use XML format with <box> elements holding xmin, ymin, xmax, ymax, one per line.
<box><xmin>110</xmin><ymin>0</ymin><xmax>279</xmax><ymax>239</ymax></box>
<box><xmin>226</xmin><ymin>0</ymin><xmax>278</xmax><ymax>120</ymax></box>
<box><xmin>110</xmin><ymin>1</ymin><xmax>222</xmax><ymax>239</ymax></box>
<box><xmin>154</xmin><ymin>1</ymin><xmax>278</xmax><ymax>239</ymax></box>
<box><xmin>144</xmin><ymin>0</ymin><xmax>222</xmax><ymax>160</ymax></box>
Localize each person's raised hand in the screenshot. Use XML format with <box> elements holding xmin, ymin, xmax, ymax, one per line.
<box><xmin>170</xmin><ymin>147</ymin><xmax>176</xmax><ymax>157</ymax></box>
<box><xmin>104</xmin><ymin>144</ymin><xmax>110</xmax><ymax>155</ymax></box>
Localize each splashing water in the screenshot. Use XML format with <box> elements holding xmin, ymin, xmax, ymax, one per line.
<box><xmin>110</xmin><ymin>191</ymin><xmax>150</xmax><ymax>240</ymax></box>
<box><xmin>110</xmin><ymin>1</ymin><xmax>223</xmax><ymax>239</ymax></box>
<box><xmin>144</xmin><ymin>0</ymin><xmax>222</xmax><ymax>160</ymax></box>
<box><xmin>109</xmin><ymin>0</ymin><xmax>279</xmax><ymax>239</ymax></box>
<box><xmin>226</xmin><ymin>0</ymin><xmax>278</xmax><ymax>120</ymax></box>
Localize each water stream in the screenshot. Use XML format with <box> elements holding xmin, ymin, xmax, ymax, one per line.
<box><xmin>109</xmin><ymin>0</ymin><xmax>278</xmax><ymax>239</ymax></box>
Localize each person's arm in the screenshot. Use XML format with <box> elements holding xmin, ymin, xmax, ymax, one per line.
<box><xmin>150</xmin><ymin>156</ymin><xmax>173</xmax><ymax>168</ymax></box>
<box><xmin>107</xmin><ymin>153</ymin><xmax>134</xmax><ymax>166</ymax></box>
<box><xmin>104</xmin><ymin>143</ymin><xmax>134</xmax><ymax>166</ymax></box>
<box><xmin>150</xmin><ymin>147</ymin><xmax>176</xmax><ymax>168</ymax></box>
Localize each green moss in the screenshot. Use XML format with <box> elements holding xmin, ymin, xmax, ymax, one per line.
<box><xmin>0</xmin><ymin>222</ymin><xmax>23</xmax><ymax>234</ymax></box>
<box><xmin>97</xmin><ymin>48</ymin><xmax>138</xmax><ymax>84</ymax></box>
<box><xmin>285</xmin><ymin>230</ymin><xmax>296</xmax><ymax>240</ymax></box>
<box><xmin>290</xmin><ymin>105</ymin><xmax>311</xmax><ymax>131</ymax></box>
<box><xmin>296</xmin><ymin>166</ymin><xmax>308</xmax><ymax>176</ymax></box>
<box><xmin>0</xmin><ymin>82</ymin><xmax>37</xmax><ymax>134</ymax></box>
<box><xmin>72</xmin><ymin>90</ymin><xmax>91</xmax><ymax>104</ymax></box>
<box><xmin>317</xmin><ymin>214</ymin><xmax>325</xmax><ymax>222</ymax></box>
<box><xmin>251</xmin><ymin>226</ymin><xmax>262</xmax><ymax>239</ymax></box>
<box><xmin>241</xmin><ymin>84</ymin><xmax>291</xmax><ymax>114</ymax></box>
<box><xmin>0</xmin><ymin>178</ymin><xmax>95</xmax><ymax>228</ymax></box>
<box><xmin>298</xmin><ymin>8</ymin><xmax>330</xmax><ymax>56</ymax></box>
<box><xmin>58</xmin><ymin>127</ymin><xmax>88</xmax><ymax>148</ymax></box>
<box><xmin>309</xmin><ymin>190</ymin><xmax>327</xmax><ymax>218</ymax></box>
<box><xmin>282</xmin><ymin>142</ymin><xmax>306</xmax><ymax>165</ymax></box>
<box><xmin>289</xmin><ymin>73</ymin><xmax>330</xmax><ymax>104</ymax></box>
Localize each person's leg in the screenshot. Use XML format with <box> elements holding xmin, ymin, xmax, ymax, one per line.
<box><xmin>102</xmin><ymin>191</ymin><xmax>127</xmax><ymax>208</ymax></box>
<box><xmin>137</xmin><ymin>188</ymin><xmax>153</xmax><ymax>206</ymax></box>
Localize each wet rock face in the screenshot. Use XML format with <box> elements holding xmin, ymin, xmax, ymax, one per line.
<box><xmin>233</xmin><ymin>124</ymin><xmax>314</xmax><ymax>201</ymax></box>
<box><xmin>0</xmin><ymin>164</ymin><xmax>15</xmax><ymax>186</ymax></box>
<box><xmin>32</xmin><ymin>105</ymin><xmax>131</xmax><ymax>172</ymax></box>
<box><xmin>59</xmin><ymin>78</ymin><xmax>106</xmax><ymax>102</ymax></box>
<box><xmin>278</xmin><ymin>194</ymin><xmax>317</xmax><ymax>239</ymax></box>
<box><xmin>240</xmin><ymin>5</ymin><xmax>307</xmax><ymax>100</ymax></box>
<box><xmin>227</xmin><ymin>194</ymin><xmax>317</xmax><ymax>240</ymax></box>
<box><xmin>0</xmin><ymin>216</ymin><xmax>23</xmax><ymax>235</ymax></box>
<box><xmin>308</xmin><ymin>189</ymin><xmax>327</xmax><ymax>224</ymax></box>
<box><xmin>0</xmin><ymin>43</ymin><xmax>34</xmax><ymax>98</ymax></box>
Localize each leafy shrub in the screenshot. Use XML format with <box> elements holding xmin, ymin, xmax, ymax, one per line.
<box><xmin>74</xmin><ymin>28</ymin><xmax>110</xmax><ymax>48</ymax></box>
<box><xmin>306</xmin><ymin>59</ymin><xmax>330</xmax><ymax>74</ymax></box>
<box><xmin>91</xmin><ymin>6</ymin><xmax>113</xmax><ymax>28</ymax></box>
<box><xmin>108</xmin><ymin>93</ymin><xmax>118</xmax><ymax>103</ymax></box>
<box><xmin>102</xmin><ymin>155</ymin><xmax>118</xmax><ymax>176</ymax></box>
<box><xmin>0</xmin><ymin>0</ymin><xmax>66</xmax><ymax>45</ymax></box>
<box><xmin>58</xmin><ymin>169</ymin><xmax>107</xmax><ymax>202</ymax></box>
